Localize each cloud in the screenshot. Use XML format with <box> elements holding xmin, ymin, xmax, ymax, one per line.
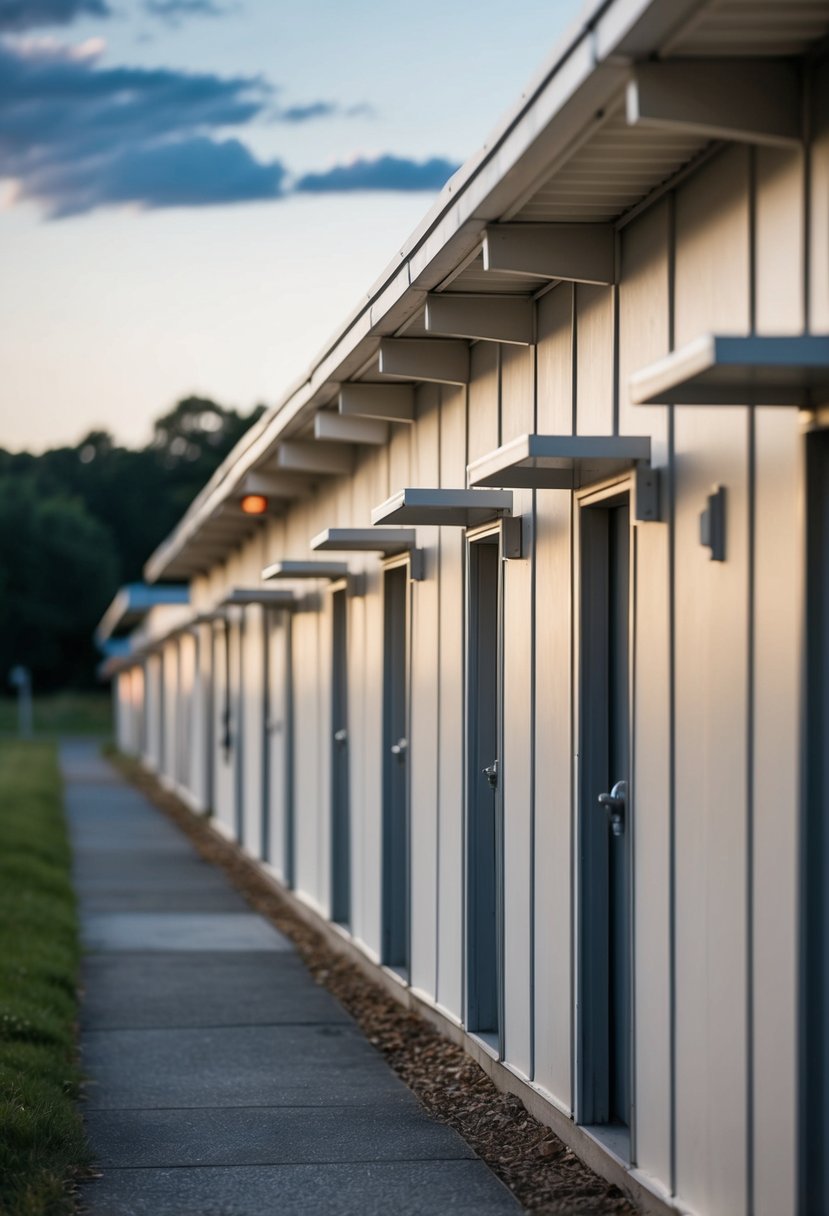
<box><xmin>0</xmin><ymin>0</ymin><xmax>110</xmax><ymax>30</ymax></box>
<box><xmin>0</xmin><ymin>38</ymin><xmax>286</xmax><ymax>214</ymax></box>
<box><xmin>279</xmin><ymin>101</ymin><xmax>338</xmax><ymax>123</ymax></box>
<box><xmin>34</xmin><ymin>136</ymin><xmax>287</xmax><ymax>217</ymax></box>
<box><xmin>275</xmin><ymin>100</ymin><xmax>377</xmax><ymax>124</ymax></box>
<box><xmin>295</xmin><ymin>154</ymin><xmax>460</xmax><ymax>193</ymax></box>
<box><xmin>0</xmin><ymin>39</ymin><xmax>454</xmax><ymax>217</ymax></box>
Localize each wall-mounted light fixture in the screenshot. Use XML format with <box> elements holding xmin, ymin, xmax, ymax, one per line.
<box><xmin>240</xmin><ymin>493</ymin><xmax>269</xmax><ymax>516</ymax></box>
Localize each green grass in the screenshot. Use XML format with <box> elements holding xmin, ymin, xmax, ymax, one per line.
<box><xmin>0</xmin><ymin>740</ymin><xmax>89</xmax><ymax>1215</ymax></box>
<box><xmin>0</xmin><ymin>693</ymin><xmax>112</xmax><ymax>739</ymax></box>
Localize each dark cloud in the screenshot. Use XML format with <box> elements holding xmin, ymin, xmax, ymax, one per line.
<box><xmin>0</xmin><ymin>39</ymin><xmax>285</xmax><ymax>215</ymax></box>
<box><xmin>0</xmin><ymin>40</ymin><xmax>453</xmax><ymax>217</ymax></box>
<box><xmin>0</xmin><ymin>0</ymin><xmax>109</xmax><ymax>30</ymax></box>
<box><xmin>35</xmin><ymin>136</ymin><xmax>287</xmax><ymax>217</ymax></box>
<box><xmin>279</xmin><ymin>101</ymin><xmax>338</xmax><ymax>123</ymax></box>
<box><xmin>143</xmin><ymin>0</ymin><xmax>233</xmax><ymax>23</ymax></box>
<box><xmin>295</xmin><ymin>154</ymin><xmax>459</xmax><ymax>193</ymax></box>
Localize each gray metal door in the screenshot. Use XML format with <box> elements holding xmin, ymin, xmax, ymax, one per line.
<box><xmin>382</xmin><ymin>564</ymin><xmax>409</xmax><ymax>972</ymax></box>
<box><xmin>331</xmin><ymin>589</ymin><xmax>350</xmax><ymax>925</ymax></box>
<box><xmin>802</xmin><ymin>430</ymin><xmax>829</xmax><ymax>1212</ymax></box>
<box><xmin>579</xmin><ymin>494</ymin><xmax>632</xmax><ymax>1129</ymax></box>
<box><xmin>467</xmin><ymin>536</ymin><xmax>502</xmax><ymax>1039</ymax></box>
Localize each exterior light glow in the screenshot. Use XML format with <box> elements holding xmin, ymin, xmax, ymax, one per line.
<box><xmin>240</xmin><ymin>494</ymin><xmax>268</xmax><ymax>516</ymax></box>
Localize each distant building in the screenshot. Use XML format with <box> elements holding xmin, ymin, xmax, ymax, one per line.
<box><xmin>99</xmin><ymin>3</ymin><xmax>829</xmax><ymax>1212</ymax></box>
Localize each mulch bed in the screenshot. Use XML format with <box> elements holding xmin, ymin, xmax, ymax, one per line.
<box><xmin>110</xmin><ymin>754</ymin><xmax>638</xmax><ymax>1216</ymax></box>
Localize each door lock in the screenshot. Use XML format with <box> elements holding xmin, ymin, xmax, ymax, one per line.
<box><xmin>391</xmin><ymin>737</ymin><xmax>408</xmax><ymax>759</ymax></box>
<box><xmin>598</xmin><ymin>780</ymin><xmax>627</xmax><ymax>838</ymax></box>
<box><xmin>483</xmin><ymin>759</ymin><xmax>499</xmax><ymax>789</ymax></box>
<box><xmin>334</xmin><ymin>729</ymin><xmax>348</xmax><ymax>745</ymax></box>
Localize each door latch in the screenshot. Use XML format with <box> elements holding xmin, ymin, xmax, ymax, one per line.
<box><xmin>483</xmin><ymin>759</ymin><xmax>499</xmax><ymax>790</ymax></box>
<box><xmin>391</xmin><ymin>737</ymin><xmax>408</xmax><ymax>759</ymax></box>
<box><xmin>598</xmin><ymin>779</ymin><xmax>627</xmax><ymax>838</ymax></box>
<box><xmin>334</xmin><ymin>728</ymin><xmax>348</xmax><ymax>745</ymax></box>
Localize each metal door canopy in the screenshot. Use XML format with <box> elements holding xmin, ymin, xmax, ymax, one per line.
<box><xmin>372</xmin><ymin>487</ymin><xmax>513</xmax><ymax>527</ymax></box>
<box><xmin>219</xmin><ymin>588</ymin><xmax>297</xmax><ymax>608</ymax></box>
<box><xmin>262</xmin><ymin>560</ymin><xmax>350</xmax><ymax>581</ymax></box>
<box><xmin>630</xmin><ymin>334</ymin><xmax>829</xmax><ymax>406</ymax></box>
<box><xmin>311</xmin><ymin>527</ymin><xmax>417</xmax><ymax>555</ymax></box>
<box><xmin>467</xmin><ymin>434</ymin><xmax>651</xmax><ymax>490</ymax></box>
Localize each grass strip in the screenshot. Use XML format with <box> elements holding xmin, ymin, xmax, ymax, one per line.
<box><xmin>0</xmin><ymin>694</ymin><xmax>112</xmax><ymax>739</ymax></box>
<box><xmin>0</xmin><ymin>741</ymin><xmax>89</xmax><ymax>1216</ymax></box>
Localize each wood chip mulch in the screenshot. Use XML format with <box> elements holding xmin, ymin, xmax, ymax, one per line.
<box><xmin>109</xmin><ymin>754</ymin><xmax>638</xmax><ymax>1216</ymax></box>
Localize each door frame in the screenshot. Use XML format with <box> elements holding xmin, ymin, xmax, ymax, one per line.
<box><xmin>464</xmin><ymin>519</ymin><xmax>507</xmax><ymax>1057</ymax></box>
<box><xmin>380</xmin><ymin>551</ymin><xmax>413</xmax><ymax>974</ymax></box>
<box><xmin>574</xmin><ymin>473</ymin><xmax>637</xmax><ymax>1149</ymax></box>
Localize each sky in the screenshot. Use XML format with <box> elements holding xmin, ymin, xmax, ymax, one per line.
<box><xmin>0</xmin><ymin>0</ymin><xmax>579</xmax><ymax>452</ymax></box>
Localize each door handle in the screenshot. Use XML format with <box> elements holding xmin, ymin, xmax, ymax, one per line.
<box><xmin>483</xmin><ymin>760</ymin><xmax>499</xmax><ymax>789</ymax></box>
<box><xmin>334</xmin><ymin>728</ymin><xmax>348</xmax><ymax>745</ymax></box>
<box><xmin>391</xmin><ymin>737</ymin><xmax>408</xmax><ymax>758</ymax></box>
<box><xmin>598</xmin><ymin>779</ymin><xmax>627</xmax><ymax>838</ymax></box>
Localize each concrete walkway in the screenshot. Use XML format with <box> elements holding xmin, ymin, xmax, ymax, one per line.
<box><xmin>63</xmin><ymin>742</ymin><xmax>521</xmax><ymax>1216</ymax></box>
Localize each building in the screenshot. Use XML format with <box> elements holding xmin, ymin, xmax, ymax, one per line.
<box><xmin>99</xmin><ymin>2</ymin><xmax>829</xmax><ymax>1212</ymax></box>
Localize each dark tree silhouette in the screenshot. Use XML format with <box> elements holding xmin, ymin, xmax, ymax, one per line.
<box><xmin>0</xmin><ymin>396</ymin><xmax>265</xmax><ymax>689</ymax></box>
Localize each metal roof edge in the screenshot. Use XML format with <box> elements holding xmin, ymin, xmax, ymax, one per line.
<box><xmin>95</xmin><ymin>582</ymin><xmax>189</xmax><ymax>644</ymax></box>
<box><xmin>144</xmin><ymin>0</ymin><xmax>703</xmax><ymax>583</ymax></box>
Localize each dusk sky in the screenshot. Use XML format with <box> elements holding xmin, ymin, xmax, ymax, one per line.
<box><xmin>1</xmin><ymin>0</ymin><xmax>578</xmax><ymax>452</ymax></box>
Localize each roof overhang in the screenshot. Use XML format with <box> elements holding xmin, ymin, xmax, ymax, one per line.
<box><xmin>219</xmin><ymin>588</ymin><xmax>296</xmax><ymax>609</ymax></box>
<box><xmin>95</xmin><ymin>583</ymin><xmax>189</xmax><ymax>647</ymax></box>
<box><xmin>263</xmin><ymin>560</ymin><xmax>350</xmax><ymax>581</ymax></box>
<box><xmin>630</xmin><ymin>334</ymin><xmax>829</xmax><ymax>407</ymax></box>
<box><xmin>372</xmin><ymin>487</ymin><xmax>513</xmax><ymax>527</ymax></box>
<box><xmin>467</xmin><ymin>434</ymin><xmax>652</xmax><ymax>490</ymax></box>
<box><xmin>142</xmin><ymin>0</ymin><xmax>829</xmax><ymax>583</ymax></box>
<box><xmin>311</xmin><ymin>528</ymin><xmax>417</xmax><ymax>556</ymax></box>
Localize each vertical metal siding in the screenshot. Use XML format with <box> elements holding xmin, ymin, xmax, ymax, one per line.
<box><xmin>673</xmin><ymin>146</ymin><xmax>750</xmax><ymax>1216</ymax></box>
<box><xmin>436</xmin><ymin>383</ymin><xmax>466</xmax><ymax>1019</ymax></box>
<box><xmin>618</xmin><ymin>199</ymin><xmax>672</xmax><ymax>1185</ymax></box>
<box><xmin>533</xmin><ymin>286</ymin><xmax>575</xmax><ymax>1110</ymax></box>
<box><xmin>409</xmin><ymin>386</ymin><xmax>441</xmax><ymax>1000</ymax></box>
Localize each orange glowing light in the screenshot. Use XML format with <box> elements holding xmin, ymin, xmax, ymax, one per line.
<box><xmin>240</xmin><ymin>494</ymin><xmax>269</xmax><ymax>516</ymax></box>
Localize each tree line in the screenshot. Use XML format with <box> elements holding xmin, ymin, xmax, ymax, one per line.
<box><xmin>0</xmin><ymin>397</ymin><xmax>265</xmax><ymax>692</ymax></box>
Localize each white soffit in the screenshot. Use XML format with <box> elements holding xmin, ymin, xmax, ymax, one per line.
<box><xmin>311</xmin><ymin>528</ymin><xmax>417</xmax><ymax>555</ymax></box>
<box><xmin>372</xmin><ymin>487</ymin><xmax>513</xmax><ymax>527</ymax></box>
<box><xmin>219</xmin><ymin>588</ymin><xmax>296</xmax><ymax>608</ymax></box>
<box><xmin>262</xmin><ymin>560</ymin><xmax>350</xmax><ymax>581</ymax></box>
<box><xmin>510</xmin><ymin>105</ymin><xmax>708</xmax><ymax>224</ymax></box>
<box><xmin>663</xmin><ymin>0</ymin><xmax>829</xmax><ymax>57</ymax></box>
<box><xmin>468</xmin><ymin>434</ymin><xmax>651</xmax><ymax>489</ymax></box>
<box><xmin>630</xmin><ymin>334</ymin><xmax>829</xmax><ymax>406</ymax></box>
